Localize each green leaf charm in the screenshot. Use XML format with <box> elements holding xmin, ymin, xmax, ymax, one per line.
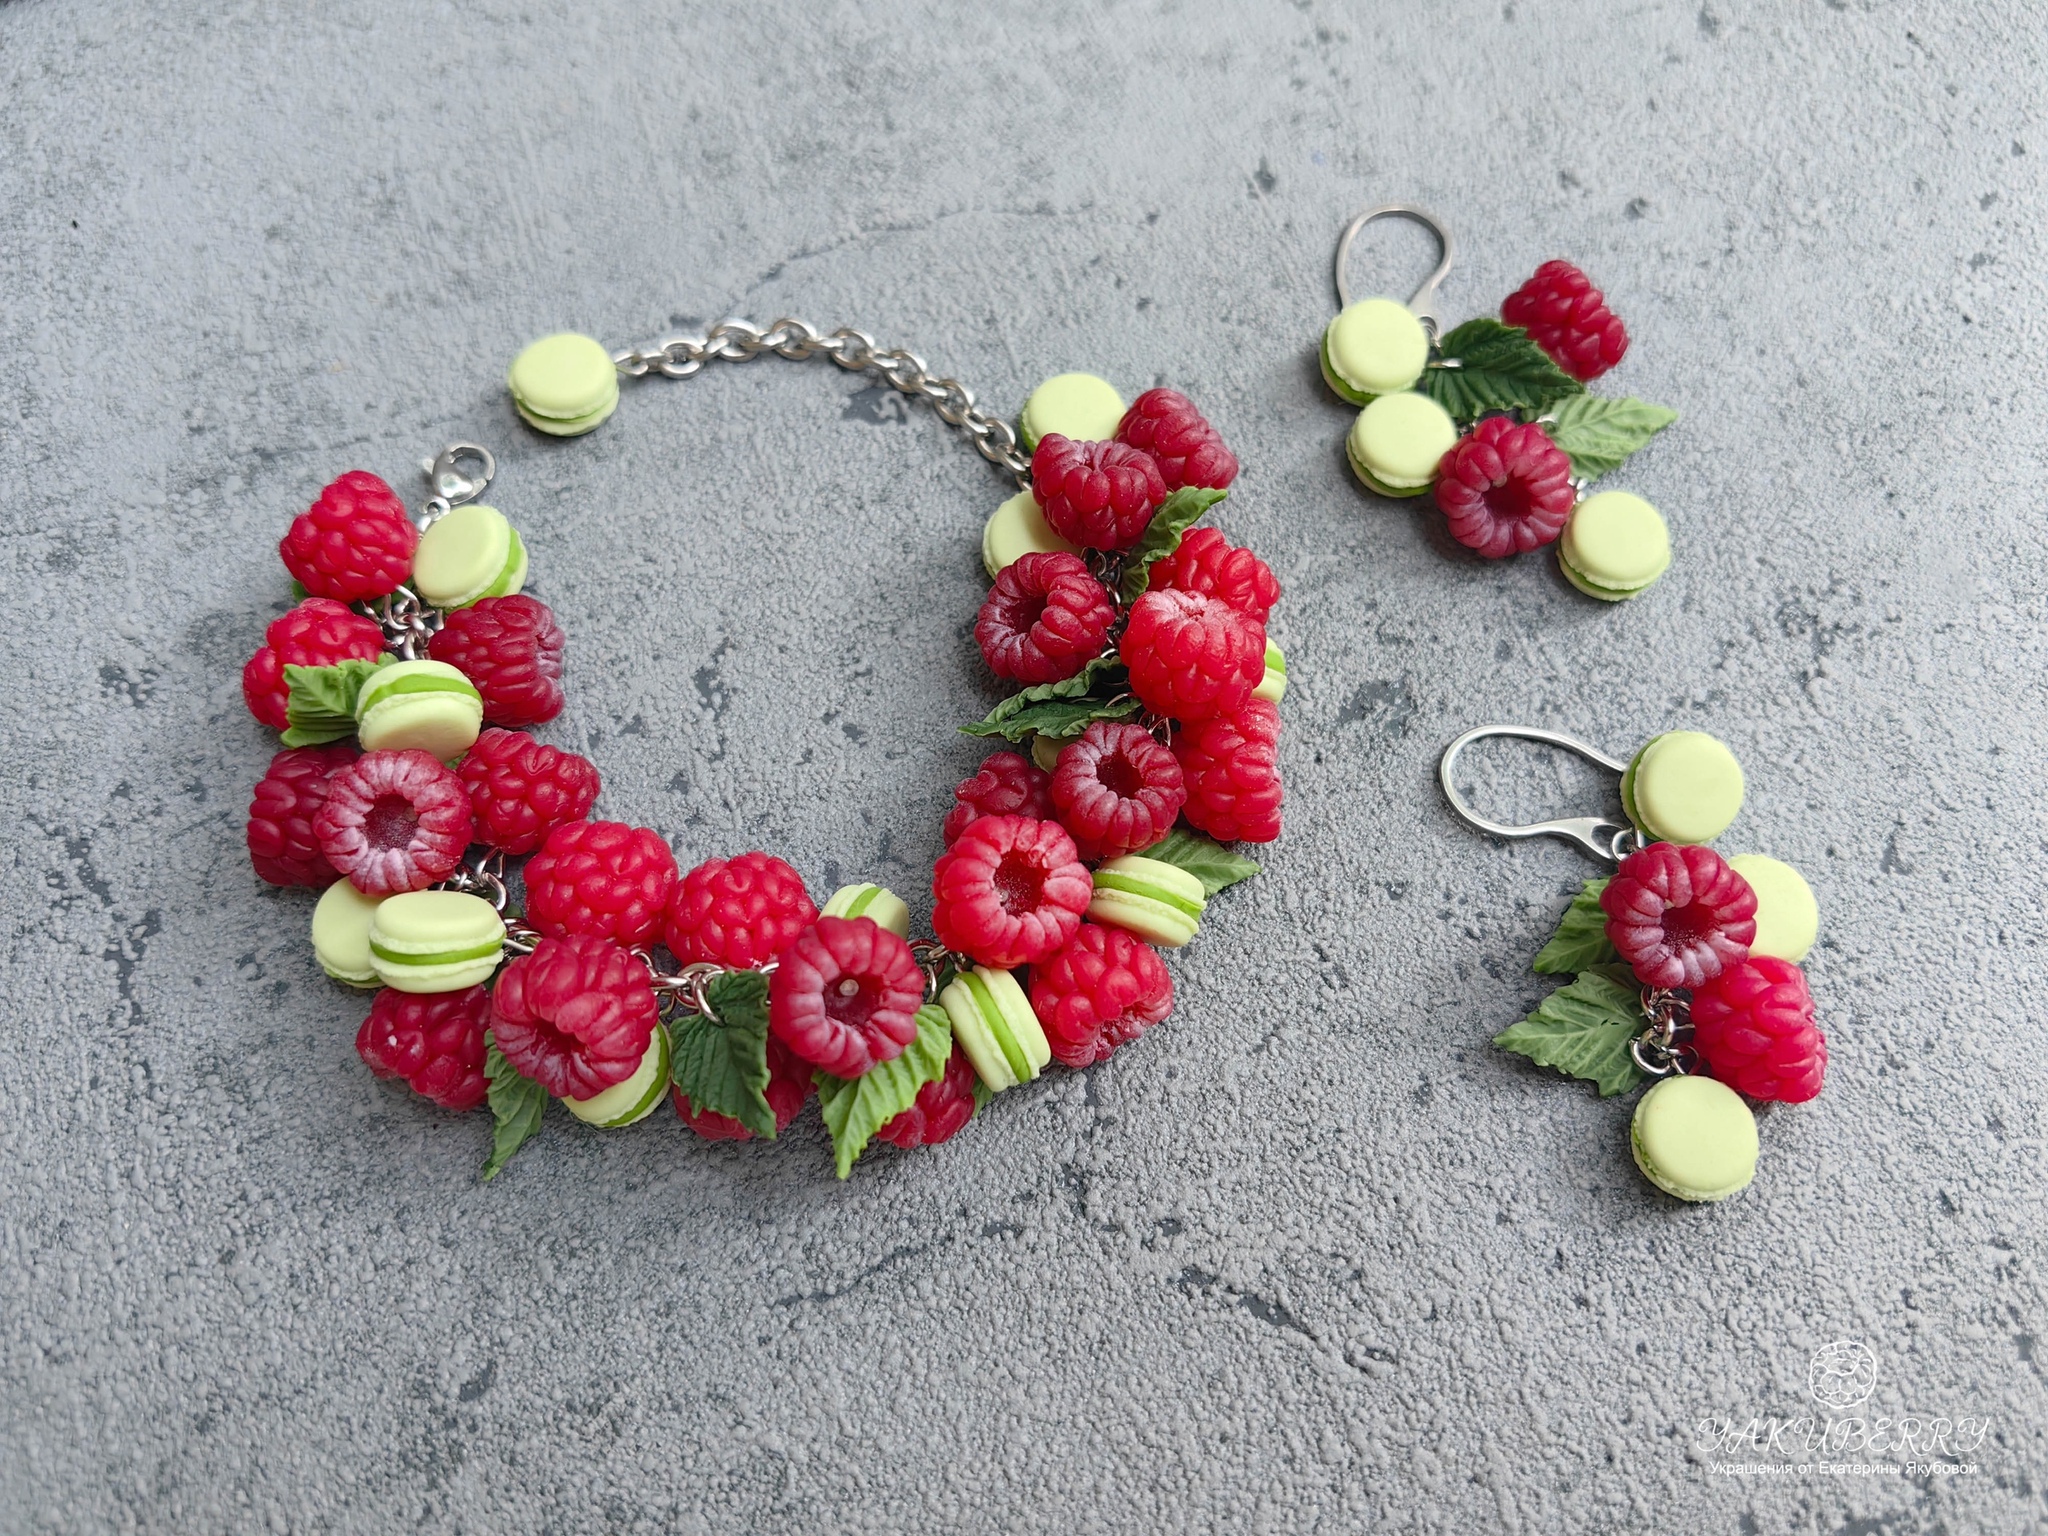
<box><xmin>1133</xmin><ymin>827</ymin><xmax>1261</xmax><ymax>896</ymax></box>
<box><xmin>669</xmin><ymin>970</ymin><xmax>778</xmax><ymax>1138</ymax></box>
<box><xmin>1420</xmin><ymin>319</ymin><xmax>1583</xmax><ymax>423</ymax></box>
<box><xmin>814</xmin><ymin>1004</ymin><xmax>954</xmax><ymax>1179</ymax></box>
<box><xmin>1493</xmin><ymin>966</ymin><xmax>1648</xmax><ymax>1098</ymax></box>
<box><xmin>961</xmin><ymin>656</ymin><xmax>1138</xmax><ymax>743</ymax></box>
<box><xmin>481</xmin><ymin>1035</ymin><xmax>547</xmax><ymax>1181</ymax></box>
<box><xmin>1120</xmin><ymin>486</ymin><xmax>1228</xmax><ymax>604</ymax></box>
<box><xmin>1540</xmin><ymin>395</ymin><xmax>1679</xmax><ymax>481</ymax></box>
<box><xmin>281</xmin><ymin>655</ymin><xmax>392</xmax><ymax>746</ymax></box>
<box><xmin>1532</xmin><ymin>878</ymin><xmax>1617</xmax><ymax>975</ymax></box>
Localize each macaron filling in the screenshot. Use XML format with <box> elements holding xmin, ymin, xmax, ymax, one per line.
<box><xmin>940</xmin><ymin>966</ymin><xmax>1047</xmax><ymax>1092</ymax></box>
<box><xmin>368</xmin><ymin>936</ymin><xmax>505</xmax><ymax>968</ymax></box>
<box><xmin>964</xmin><ymin>969</ymin><xmax>1030</xmax><ymax>1084</ymax></box>
<box><xmin>1089</xmin><ymin>870</ymin><xmax>1204</xmax><ymax>920</ymax></box>
<box><xmin>565</xmin><ymin>1024</ymin><xmax>670</xmax><ymax>1127</ymax></box>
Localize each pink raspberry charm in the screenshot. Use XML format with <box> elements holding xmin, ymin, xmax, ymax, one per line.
<box><xmin>428</xmin><ymin>594</ymin><xmax>567</xmax><ymax>726</ymax></box>
<box><xmin>312</xmin><ymin>749</ymin><xmax>474</xmax><ymax>897</ymax></box>
<box><xmin>1145</xmin><ymin>525</ymin><xmax>1279</xmax><ymax>623</ymax></box>
<box><xmin>522</xmin><ymin>820</ymin><xmax>678</xmax><ymax>948</ymax></box>
<box><xmin>1690</xmin><ymin>956</ymin><xmax>1827</xmax><ymax>1103</ymax></box>
<box><xmin>1600</xmin><ymin>842</ymin><xmax>1757</xmax><ymax>990</ymax></box>
<box><xmin>974</xmin><ymin>551</ymin><xmax>1116</xmax><ymax>685</ymax></box>
<box><xmin>457</xmin><ymin>728</ymin><xmax>599</xmax><ymax>856</ymax></box>
<box><xmin>1120</xmin><ymin>587</ymin><xmax>1265</xmax><ymax>723</ymax></box>
<box><xmin>241</xmin><ymin>598</ymin><xmax>387</xmax><ymax>730</ymax></box>
<box><xmin>489</xmin><ymin>934</ymin><xmax>660</xmax><ymax>1100</ymax></box>
<box><xmin>1114</xmin><ymin>388</ymin><xmax>1239</xmax><ymax>492</ymax></box>
<box><xmin>1434</xmin><ymin>416</ymin><xmax>1577</xmax><ymax>558</ymax></box>
<box><xmin>1174</xmin><ymin>697</ymin><xmax>1283</xmax><ymax>844</ymax></box>
<box><xmin>874</xmin><ymin>1043</ymin><xmax>980</xmax><ymax>1149</ymax></box>
<box><xmin>943</xmin><ymin>752</ymin><xmax>1054</xmax><ymax>844</ymax></box>
<box><xmin>1029</xmin><ymin>922</ymin><xmax>1174</xmax><ymax>1068</ymax></box>
<box><xmin>278</xmin><ymin>470</ymin><xmax>419</xmax><ymax>603</ymax></box>
<box><xmin>246</xmin><ymin>743</ymin><xmax>359</xmax><ymax>887</ymax></box>
<box><xmin>768</xmin><ymin>916</ymin><xmax>926</xmax><ymax>1078</ymax></box>
<box><xmin>357</xmin><ymin>985</ymin><xmax>490</xmax><ymax>1111</ymax></box>
<box><xmin>1501</xmin><ymin>260</ymin><xmax>1630</xmax><ymax>382</ymax></box>
<box><xmin>930</xmin><ymin>814</ymin><xmax>1093</xmax><ymax>969</ymax></box>
<box><xmin>1050</xmin><ymin>720</ymin><xmax>1186</xmax><ymax>862</ymax></box>
<box><xmin>663</xmin><ymin>852</ymin><xmax>818</xmax><ymax>970</ymax></box>
<box><xmin>1030</xmin><ymin>434</ymin><xmax>1169</xmax><ymax>550</ymax></box>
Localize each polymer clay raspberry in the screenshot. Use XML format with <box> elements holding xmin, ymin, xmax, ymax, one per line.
<box><xmin>1175</xmin><ymin>697</ymin><xmax>1283</xmax><ymax>844</ymax></box>
<box><xmin>674</xmin><ymin>1035</ymin><xmax>815</xmax><ymax>1141</ymax></box>
<box><xmin>456</xmin><ymin>727</ymin><xmax>599</xmax><ymax>856</ymax></box>
<box><xmin>663</xmin><ymin>851</ymin><xmax>818</xmax><ymax>970</ymax></box>
<box><xmin>1114</xmin><ymin>388</ymin><xmax>1239</xmax><ymax>491</ymax></box>
<box><xmin>278</xmin><ymin>470</ymin><xmax>419</xmax><ymax>603</ymax></box>
<box><xmin>356</xmin><ymin>984</ymin><xmax>490</xmax><ymax>1111</ymax></box>
<box><xmin>1690</xmin><ymin>956</ymin><xmax>1827</xmax><ymax>1103</ymax></box>
<box><xmin>1433</xmin><ymin>416</ymin><xmax>1577</xmax><ymax>559</ymax></box>
<box><xmin>974</xmin><ymin>551</ymin><xmax>1116</xmax><ymax>685</ymax></box>
<box><xmin>1030</xmin><ymin>434</ymin><xmax>1169</xmax><ymax>551</ymax></box>
<box><xmin>313</xmin><ymin>748</ymin><xmax>474</xmax><ymax>897</ymax></box>
<box><xmin>1050</xmin><ymin>720</ymin><xmax>1186</xmax><ymax>862</ymax></box>
<box><xmin>428</xmin><ymin>594</ymin><xmax>566</xmax><ymax>726</ymax></box>
<box><xmin>1501</xmin><ymin>260</ymin><xmax>1630</xmax><ymax>382</ymax></box>
<box><xmin>247</xmin><ymin>742</ymin><xmax>359</xmax><ymax>886</ymax></box>
<box><xmin>522</xmin><ymin>819</ymin><xmax>678</xmax><ymax>948</ymax></box>
<box><xmin>1145</xmin><ymin>526</ymin><xmax>1280</xmax><ymax>623</ymax></box>
<box><xmin>489</xmin><ymin>933</ymin><xmax>660</xmax><ymax>1100</ymax></box>
<box><xmin>930</xmin><ymin>814</ymin><xmax>1093</xmax><ymax>969</ymax></box>
<box><xmin>768</xmin><ymin>916</ymin><xmax>925</xmax><ymax>1077</ymax></box>
<box><xmin>875</xmin><ymin>1043</ymin><xmax>980</xmax><ymax>1149</ymax></box>
<box><xmin>943</xmin><ymin>751</ymin><xmax>1055</xmax><ymax>844</ymax></box>
<box><xmin>240</xmin><ymin>598</ymin><xmax>387</xmax><ymax>730</ymax></box>
<box><xmin>1600</xmin><ymin>841</ymin><xmax>1757</xmax><ymax>991</ymax></box>
<box><xmin>1120</xmin><ymin>587</ymin><xmax>1265</xmax><ymax>722</ymax></box>
<box><xmin>1029</xmin><ymin>922</ymin><xmax>1174</xmax><ymax>1068</ymax></box>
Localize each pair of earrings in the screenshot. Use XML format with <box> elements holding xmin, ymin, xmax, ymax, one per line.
<box><xmin>1321</xmin><ymin>204</ymin><xmax>1679</xmax><ymax>600</ymax></box>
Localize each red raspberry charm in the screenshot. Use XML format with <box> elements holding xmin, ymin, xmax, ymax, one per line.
<box><xmin>247</xmin><ymin>743</ymin><xmax>359</xmax><ymax>886</ymax></box>
<box><xmin>1600</xmin><ymin>842</ymin><xmax>1757</xmax><ymax>990</ymax></box>
<box><xmin>357</xmin><ymin>985</ymin><xmax>490</xmax><ymax>1111</ymax></box>
<box><xmin>428</xmin><ymin>594</ymin><xmax>566</xmax><ymax>727</ymax></box>
<box><xmin>522</xmin><ymin>820</ymin><xmax>678</xmax><ymax>948</ymax></box>
<box><xmin>1433</xmin><ymin>417</ymin><xmax>1577</xmax><ymax>559</ymax></box>
<box><xmin>930</xmin><ymin>814</ymin><xmax>1093</xmax><ymax>969</ymax></box>
<box><xmin>241</xmin><ymin>598</ymin><xmax>387</xmax><ymax>730</ymax></box>
<box><xmin>489</xmin><ymin>934</ymin><xmax>660</xmax><ymax>1100</ymax></box>
<box><xmin>874</xmin><ymin>1043</ymin><xmax>980</xmax><ymax>1149</ymax></box>
<box><xmin>312</xmin><ymin>749</ymin><xmax>474</xmax><ymax>896</ymax></box>
<box><xmin>1145</xmin><ymin>526</ymin><xmax>1280</xmax><ymax>623</ymax></box>
<box><xmin>1500</xmin><ymin>260</ymin><xmax>1630</xmax><ymax>382</ymax></box>
<box><xmin>1121</xmin><ymin>587</ymin><xmax>1265</xmax><ymax>722</ymax></box>
<box><xmin>278</xmin><ymin>470</ymin><xmax>419</xmax><ymax>603</ymax></box>
<box><xmin>456</xmin><ymin>728</ymin><xmax>600</xmax><ymax>856</ymax></box>
<box><xmin>1114</xmin><ymin>388</ymin><xmax>1239</xmax><ymax>492</ymax></box>
<box><xmin>768</xmin><ymin>916</ymin><xmax>926</xmax><ymax>1078</ymax></box>
<box><xmin>675</xmin><ymin>1035</ymin><xmax>815</xmax><ymax>1141</ymax></box>
<box><xmin>1029</xmin><ymin>923</ymin><xmax>1174</xmax><ymax>1068</ymax></box>
<box><xmin>1690</xmin><ymin>957</ymin><xmax>1827</xmax><ymax>1103</ymax></box>
<box><xmin>664</xmin><ymin>852</ymin><xmax>818</xmax><ymax>970</ymax></box>
<box><xmin>975</xmin><ymin>551</ymin><xmax>1116</xmax><ymax>685</ymax></box>
<box><xmin>1050</xmin><ymin>720</ymin><xmax>1186</xmax><ymax>862</ymax></box>
<box><xmin>1175</xmin><ymin>698</ymin><xmax>1283</xmax><ymax>844</ymax></box>
<box><xmin>943</xmin><ymin>752</ymin><xmax>1055</xmax><ymax>844</ymax></box>
<box><xmin>1030</xmin><ymin>435</ymin><xmax>1169</xmax><ymax>551</ymax></box>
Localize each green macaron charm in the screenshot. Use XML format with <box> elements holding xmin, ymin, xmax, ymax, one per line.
<box><xmin>820</xmin><ymin>882</ymin><xmax>911</xmax><ymax>940</ymax></box>
<box><xmin>1253</xmin><ymin>638</ymin><xmax>1287</xmax><ymax>704</ymax></box>
<box><xmin>939</xmin><ymin>965</ymin><xmax>1050</xmax><ymax>1093</ymax></box>
<box><xmin>311</xmin><ymin>878</ymin><xmax>384</xmax><ymax>987</ymax></box>
<box><xmin>982</xmin><ymin>489</ymin><xmax>1081</xmax><ymax>578</ymax></box>
<box><xmin>1557</xmin><ymin>490</ymin><xmax>1670</xmax><ymax>601</ymax></box>
<box><xmin>1087</xmin><ymin>856</ymin><xmax>1208</xmax><ymax>949</ymax></box>
<box><xmin>1347</xmin><ymin>391</ymin><xmax>1459</xmax><ymax>497</ymax></box>
<box><xmin>1621</xmin><ymin>730</ymin><xmax>1746</xmax><ymax>846</ymax></box>
<box><xmin>1630</xmin><ymin>1075</ymin><xmax>1759</xmax><ymax>1203</ymax></box>
<box><xmin>508</xmin><ymin>332</ymin><xmax>621</xmax><ymax>437</ymax></box>
<box><xmin>354</xmin><ymin>659</ymin><xmax>484</xmax><ymax>761</ymax></box>
<box><xmin>1726</xmin><ymin>854</ymin><xmax>1818</xmax><ymax>963</ymax></box>
<box><xmin>1018</xmin><ymin>372</ymin><xmax>1125</xmax><ymax>450</ymax></box>
<box><xmin>412</xmin><ymin>503</ymin><xmax>527</xmax><ymax>611</ymax></box>
<box><xmin>367</xmin><ymin>889</ymin><xmax>505</xmax><ymax>993</ymax></box>
<box><xmin>564</xmin><ymin>1024</ymin><xmax>672</xmax><ymax>1127</ymax></box>
<box><xmin>1321</xmin><ymin>297</ymin><xmax>1431</xmax><ymax>405</ymax></box>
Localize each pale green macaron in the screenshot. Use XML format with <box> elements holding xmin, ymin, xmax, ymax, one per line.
<box><xmin>1030</xmin><ymin>733</ymin><xmax>1063</xmax><ymax>774</ymax></box>
<box><xmin>1346</xmin><ymin>391</ymin><xmax>1459</xmax><ymax>497</ymax></box>
<box><xmin>412</xmin><ymin>503</ymin><xmax>527</xmax><ymax>611</ymax></box>
<box><xmin>311</xmin><ymin>879</ymin><xmax>384</xmax><ymax>987</ymax></box>
<box><xmin>1321</xmin><ymin>297</ymin><xmax>1430</xmax><ymax>404</ymax></box>
<box><xmin>1087</xmin><ymin>855</ymin><xmax>1207</xmax><ymax>949</ymax></box>
<box><xmin>564</xmin><ymin>1024</ymin><xmax>671</xmax><ymax>1127</ymax></box>
<box><xmin>1727</xmin><ymin>854</ymin><xmax>1818</xmax><ymax>963</ymax></box>
<box><xmin>982</xmin><ymin>489</ymin><xmax>1081</xmax><ymax>578</ymax></box>
<box><xmin>354</xmin><ymin>659</ymin><xmax>483</xmax><ymax>760</ymax></box>
<box><xmin>367</xmin><ymin>889</ymin><xmax>505</xmax><ymax>993</ymax></box>
<box><xmin>1253</xmin><ymin>638</ymin><xmax>1287</xmax><ymax>704</ymax></box>
<box><xmin>1018</xmin><ymin>373</ymin><xmax>1125</xmax><ymax>450</ymax></box>
<box><xmin>820</xmin><ymin>882</ymin><xmax>911</xmax><ymax>940</ymax></box>
<box><xmin>507</xmin><ymin>332</ymin><xmax>620</xmax><ymax>437</ymax></box>
<box><xmin>939</xmin><ymin>965</ymin><xmax>1050</xmax><ymax>1093</ymax></box>
<box><xmin>1558</xmin><ymin>490</ymin><xmax>1670</xmax><ymax>601</ymax></box>
<box><xmin>1630</xmin><ymin>1075</ymin><xmax>1759</xmax><ymax>1202</ymax></box>
<box><xmin>1622</xmin><ymin>730</ymin><xmax>1745</xmax><ymax>846</ymax></box>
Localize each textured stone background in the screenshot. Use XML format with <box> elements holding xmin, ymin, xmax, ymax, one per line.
<box><xmin>2</xmin><ymin>1</ymin><xmax>2044</xmax><ymax>1531</ymax></box>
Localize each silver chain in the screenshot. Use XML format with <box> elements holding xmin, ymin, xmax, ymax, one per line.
<box><xmin>1629</xmin><ymin>987</ymin><xmax>1699</xmax><ymax>1078</ymax></box>
<box><xmin>613</xmin><ymin>317</ymin><xmax>1032</xmax><ymax>483</ymax></box>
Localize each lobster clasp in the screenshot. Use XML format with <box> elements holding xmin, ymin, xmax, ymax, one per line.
<box><xmin>424</xmin><ymin>442</ymin><xmax>496</xmax><ymax>507</ymax></box>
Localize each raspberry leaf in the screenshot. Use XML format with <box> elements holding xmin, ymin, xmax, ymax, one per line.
<box><xmin>961</xmin><ymin>657</ymin><xmax>1141</xmax><ymax>743</ymax></box>
<box><xmin>1120</xmin><ymin>486</ymin><xmax>1228</xmax><ymax>604</ymax></box>
<box><xmin>1134</xmin><ymin>827</ymin><xmax>1261</xmax><ymax>896</ymax></box>
<box><xmin>1422</xmin><ymin>319</ymin><xmax>1583</xmax><ymax>423</ymax></box>
<box><xmin>814</xmin><ymin>1004</ymin><xmax>954</xmax><ymax>1179</ymax></box>
<box><xmin>1532</xmin><ymin>877</ymin><xmax>1618</xmax><ymax>975</ymax></box>
<box><xmin>1539</xmin><ymin>395</ymin><xmax>1679</xmax><ymax>480</ymax></box>
<box><xmin>280</xmin><ymin>656</ymin><xmax>392</xmax><ymax>746</ymax></box>
<box><xmin>1493</xmin><ymin>965</ymin><xmax>1648</xmax><ymax>1098</ymax></box>
<box><xmin>669</xmin><ymin>970</ymin><xmax>778</xmax><ymax>1138</ymax></box>
<box><xmin>481</xmin><ymin>1033</ymin><xmax>547</xmax><ymax>1181</ymax></box>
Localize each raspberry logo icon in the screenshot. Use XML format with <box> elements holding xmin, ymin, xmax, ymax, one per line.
<box><xmin>1808</xmin><ymin>1340</ymin><xmax>1876</xmax><ymax>1410</ymax></box>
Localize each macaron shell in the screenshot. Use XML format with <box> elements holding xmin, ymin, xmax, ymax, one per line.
<box><xmin>1630</xmin><ymin>1075</ymin><xmax>1758</xmax><ymax>1202</ymax></box>
<box><xmin>1348</xmin><ymin>392</ymin><xmax>1458</xmax><ymax>492</ymax></box>
<box><xmin>368</xmin><ymin>890</ymin><xmax>504</xmax><ymax>993</ymax></box>
<box><xmin>312</xmin><ymin>879</ymin><xmax>383</xmax><ymax>986</ymax></box>
<box><xmin>515</xmin><ymin>397</ymin><xmax>618</xmax><ymax>437</ymax></box>
<box><xmin>1560</xmin><ymin>491</ymin><xmax>1670</xmax><ymax>596</ymax></box>
<box><xmin>1318</xmin><ymin>329</ymin><xmax>1373</xmax><ymax>407</ymax></box>
<box><xmin>1030</xmin><ymin>734</ymin><xmax>1062</xmax><ymax>774</ymax></box>
<box><xmin>820</xmin><ymin>883</ymin><xmax>911</xmax><ymax>940</ymax></box>
<box><xmin>982</xmin><ymin>490</ymin><xmax>1081</xmax><ymax>579</ymax></box>
<box><xmin>564</xmin><ymin>1025</ymin><xmax>670</xmax><ymax>1127</ymax></box>
<box><xmin>1631</xmin><ymin>730</ymin><xmax>1745</xmax><ymax>845</ymax></box>
<box><xmin>1254</xmin><ymin>638</ymin><xmax>1287</xmax><ymax>703</ymax></box>
<box><xmin>355</xmin><ymin>660</ymin><xmax>484</xmax><ymax>760</ymax></box>
<box><xmin>941</xmin><ymin>966</ymin><xmax>1048</xmax><ymax>1092</ymax></box>
<box><xmin>1558</xmin><ymin>548</ymin><xmax>1654</xmax><ymax>602</ymax></box>
<box><xmin>1324</xmin><ymin>298</ymin><xmax>1430</xmax><ymax>399</ymax></box>
<box><xmin>507</xmin><ymin>333</ymin><xmax>620</xmax><ymax>426</ymax></box>
<box><xmin>413</xmin><ymin>504</ymin><xmax>517</xmax><ymax>610</ymax></box>
<box><xmin>1019</xmin><ymin>373</ymin><xmax>1125</xmax><ymax>450</ymax></box>
<box><xmin>1727</xmin><ymin>854</ymin><xmax>1818</xmax><ymax>963</ymax></box>
<box><xmin>1086</xmin><ymin>888</ymin><xmax>1198</xmax><ymax>948</ymax></box>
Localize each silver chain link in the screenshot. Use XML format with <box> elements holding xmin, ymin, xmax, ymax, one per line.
<box><xmin>1629</xmin><ymin>987</ymin><xmax>1699</xmax><ymax>1078</ymax></box>
<box><xmin>612</xmin><ymin>317</ymin><xmax>1032</xmax><ymax>484</ymax></box>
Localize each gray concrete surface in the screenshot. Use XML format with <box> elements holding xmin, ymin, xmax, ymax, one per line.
<box><xmin>3</xmin><ymin>1</ymin><xmax>2044</xmax><ymax>1531</ymax></box>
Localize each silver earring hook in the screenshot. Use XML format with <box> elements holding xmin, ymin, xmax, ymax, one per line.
<box><xmin>1438</xmin><ymin>724</ymin><xmax>1639</xmax><ymax>866</ymax></box>
<box><xmin>1333</xmin><ymin>204</ymin><xmax>1456</xmax><ymax>335</ymax></box>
